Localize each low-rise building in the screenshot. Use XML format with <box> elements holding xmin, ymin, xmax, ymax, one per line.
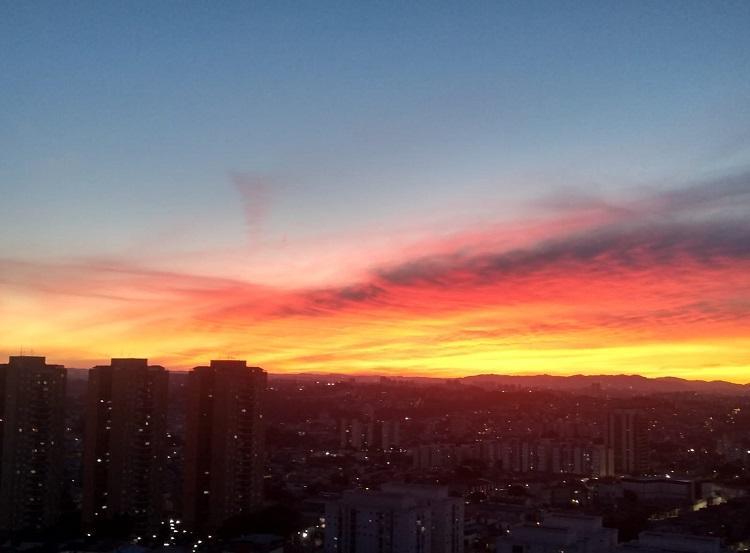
<box><xmin>618</xmin><ymin>531</ymin><xmax>725</xmax><ymax>553</ymax></box>
<box><xmin>325</xmin><ymin>484</ymin><xmax>463</xmax><ymax>553</ymax></box>
<box><xmin>496</xmin><ymin>512</ymin><xmax>617</xmax><ymax>553</ymax></box>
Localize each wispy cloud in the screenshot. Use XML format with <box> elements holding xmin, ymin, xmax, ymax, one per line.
<box><xmin>231</xmin><ymin>172</ymin><xmax>273</xmax><ymax>248</ymax></box>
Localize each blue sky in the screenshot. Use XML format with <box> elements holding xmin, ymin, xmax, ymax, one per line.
<box><xmin>2</xmin><ymin>1</ymin><xmax>749</xmax><ymax>274</ymax></box>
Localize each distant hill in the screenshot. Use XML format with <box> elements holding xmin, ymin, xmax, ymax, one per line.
<box><xmin>67</xmin><ymin>367</ymin><xmax>749</xmax><ymax>395</ymax></box>
<box><xmin>460</xmin><ymin>373</ymin><xmax>750</xmax><ymax>395</ymax></box>
<box><xmin>266</xmin><ymin>371</ymin><xmax>750</xmax><ymax>395</ymax></box>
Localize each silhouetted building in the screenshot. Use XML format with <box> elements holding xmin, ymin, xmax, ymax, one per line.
<box><xmin>82</xmin><ymin>358</ymin><xmax>169</xmax><ymax>532</ymax></box>
<box><xmin>377</xmin><ymin>419</ymin><xmax>401</xmax><ymax>450</ymax></box>
<box><xmin>340</xmin><ymin>418</ymin><xmax>374</xmax><ymax>451</ymax></box>
<box><xmin>592</xmin><ymin>444</ymin><xmax>615</xmax><ymax>477</ymax></box>
<box><xmin>382</xmin><ymin>484</ymin><xmax>464</xmax><ymax>553</ymax></box>
<box><xmin>183</xmin><ymin>360</ymin><xmax>267</xmax><ymax>531</ymax></box>
<box><xmin>606</xmin><ymin>409</ymin><xmax>648</xmax><ymax>475</ymax></box>
<box><xmin>0</xmin><ymin>356</ymin><xmax>66</xmax><ymax>531</ymax></box>
<box><xmin>325</xmin><ymin>484</ymin><xmax>464</xmax><ymax>553</ymax></box>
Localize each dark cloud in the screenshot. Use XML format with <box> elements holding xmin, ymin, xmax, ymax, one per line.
<box><xmin>371</xmin><ymin>170</ymin><xmax>749</xmax><ymax>288</ymax></box>
<box><xmin>650</xmin><ymin>170</ymin><xmax>750</xmax><ymax>213</ymax></box>
<box><xmin>532</xmin><ymin>189</ymin><xmax>634</xmax><ymax>218</ymax></box>
<box><xmin>332</xmin><ymin>284</ymin><xmax>385</xmax><ymax>303</ymax></box>
<box><xmin>530</xmin><ymin>170</ymin><xmax>750</xmax><ymax>224</ymax></box>
<box><xmin>376</xmin><ymin>220</ymin><xmax>749</xmax><ymax>287</ymax></box>
<box><xmin>274</xmin><ymin>170</ymin><xmax>750</xmax><ymax>316</ymax></box>
<box><xmin>275</xmin><ymin>284</ymin><xmax>387</xmax><ymax>317</ymax></box>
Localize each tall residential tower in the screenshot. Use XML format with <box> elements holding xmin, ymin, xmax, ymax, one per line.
<box><xmin>606</xmin><ymin>409</ymin><xmax>648</xmax><ymax>475</ymax></box>
<box><xmin>183</xmin><ymin>360</ymin><xmax>266</xmax><ymax>531</ymax></box>
<box><xmin>82</xmin><ymin>359</ymin><xmax>169</xmax><ymax>531</ymax></box>
<box><xmin>0</xmin><ymin>356</ymin><xmax>66</xmax><ymax>531</ymax></box>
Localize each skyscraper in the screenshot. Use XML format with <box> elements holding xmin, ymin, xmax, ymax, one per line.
<box><xmin>182</xmin><ymin>360</ymin><xmax>266</xmax><ymax>531</ymax></box>
<box><xmin>0</xmin><ymin>356</ymin><xmax>66</xmax><ymax>532</ymax></box>
<box><xmin>606</xmin><ymin>409</ymin><xmax>648</xmax><ymax>475</ymax></box>
<box><xmin>82</xmin><ymin>359</ymin><xmax>169</xmax><ymax>532</ymax></box>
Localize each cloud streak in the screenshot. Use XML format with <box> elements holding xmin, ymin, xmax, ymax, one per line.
<box><xmin>231</xmin><ymin>172</ymin><xmax>273</xmax><ymax>248</ymax></box>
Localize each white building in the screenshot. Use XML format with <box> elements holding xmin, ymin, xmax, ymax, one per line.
<box><xmin>325</xmin><ymin>484</ymin><xmax>463</xmax><ymax>553</ymax></box>
<box><xmin>496</xmin><ymin>512</ymin><xmax>617</xmax><ymax>553</ymax></box>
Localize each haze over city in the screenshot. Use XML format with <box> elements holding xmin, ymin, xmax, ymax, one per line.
<box><xmin>2</xmin><ymin>2</ymin><xmax>750</xmax><ymax>379</ymax></box>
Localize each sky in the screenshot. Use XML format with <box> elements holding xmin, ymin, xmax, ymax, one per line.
<box><xmin>2</xmin><ymin>2</ymin><xmax>750</xmax><ymax>381</ymax></box>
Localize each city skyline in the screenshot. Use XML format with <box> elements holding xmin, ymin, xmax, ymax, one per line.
<box><xmin>3</xmin><ymin>4</ymin><xmax>750</xmax><ymax>552</ymax></box>
<box><xmin>1</xmin><ymin>351</ymin><xmax>747</xmax><ymax>549</ymax></box>
<box><xmin>2</xmin><ymin>3</ymin><xmax>750</xmax><ymax>381</ymax></box>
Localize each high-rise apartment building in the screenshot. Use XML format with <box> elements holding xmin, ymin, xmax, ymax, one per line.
<box><xmin>591</xmin><ymin>444</ymin><xmax>615</xmax><ymax>477</ymax></box>
<box><xmin>182</xmin><ymin>360</ymin><xmax>266</xmax><ymax>531</ymax></box>
<box><xmin>340</xmin><ymin>418</ymin><xmax>401</xmax><ymax>451</ymax></box>
<box><xmin>325</xmin><ymin>484</ymin><xmax>464</xmax><ymax>553</ymax></box>
<box><xmin>340</xmin><ymin>418</ymin><xmax>371</xmax><ymax>450</ymax></box>
<box><xmin>82</xmin><ymin>359</ymin><xmax>169</xmax><ymax>531</ymax></box>
<box><xmin>606</xmin><ymin>409</ymin><xmax>648</xmax><ymax>475</ymax></box>
<box><xmin>378</xmin><ymin>419</ymin><xmax>401</xmax><ymax>450</ymax></box>
<box><xmin>0</xmin><ymin>356</ymin><xmax>66</xmax><ymax>531</ymax></box>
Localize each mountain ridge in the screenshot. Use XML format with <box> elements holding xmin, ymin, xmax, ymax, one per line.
<box><xmin>65</xmin><ymin>368</ymin><xmax>750</xmax><ymax>394</ymax></box>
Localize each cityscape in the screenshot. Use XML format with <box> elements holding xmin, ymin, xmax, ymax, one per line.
<box><xmin>0</xmin><ymin>355</ymin><xmax>749</xmax><ymax>551</ymax></box>
<box><xmin>2</xmin><ymin>2</ymin><xmax>750</xmax><ymax>553</ymax></box>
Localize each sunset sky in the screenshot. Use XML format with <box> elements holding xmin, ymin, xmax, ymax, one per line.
<box><xmin>2</xmin><ymin>2</ymin><xmax>750</xmax><ymax>381</ymax></box>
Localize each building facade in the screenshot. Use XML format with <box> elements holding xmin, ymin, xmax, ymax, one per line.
<box><xmin>82</xmin><ymin>358</ymin><xmax>169</xmax><ymax>531</ymax></box>
<box><xmin>325</xmin><ymin>485</ymin><xmax>464</xmax><ymax>553</ymax></box>
<box><xmin>182</xmin><ymin>360</ymin><xmax>267</xmax><ymax>531</ymax></box>
<box><xmin>382</xmin><ymin>484</ymin><xmax>464</xmax><ymax>553</ymax></box>
<box><xmin>0</xmin><ymin>356</ymin><xmax>66</xmax><ymax>531</ymax></box>
<box><xmin>606</xmin><ymin>409</ymin><xmax>648</xmax><ymax>475</ymax></box>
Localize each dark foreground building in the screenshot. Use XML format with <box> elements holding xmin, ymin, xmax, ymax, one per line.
<box><xmin>183</xmin><ymin>360</ymin><xmax>266</xmax><ymax>531</ymax></box>
<box><xmin>82</xmin><ymin>358</ymin><xmax>169</xmax><ymax>532</ymax></box>
<box><xmin>0</xmin><ymin>356</ymin><xmax>66</xmax><ymax>532</ymax></box>
<box><xmin>606</xmin><ymin>409</ymin><xmax>648</xmax><ymax>475</ymax></box>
